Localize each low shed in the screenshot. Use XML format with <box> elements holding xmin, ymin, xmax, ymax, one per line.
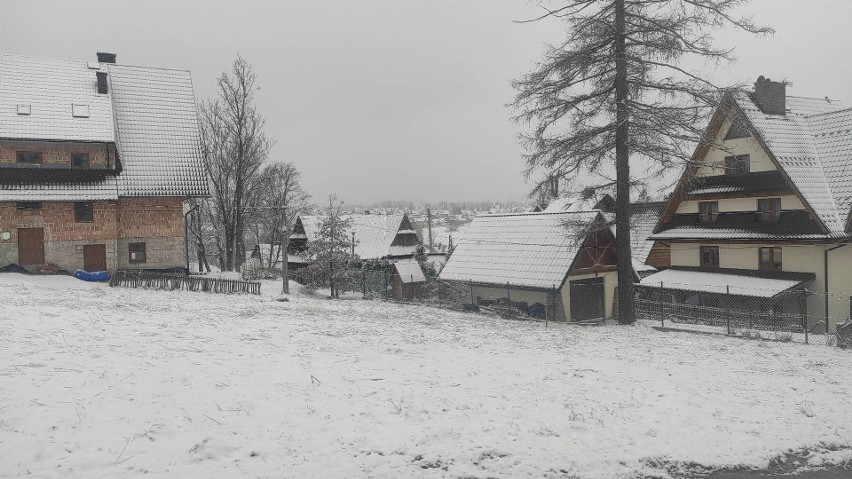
<box><xmin>390</xmin><ymin>261</ymin><xmax>426</xmax><ymax>301</ymax></box>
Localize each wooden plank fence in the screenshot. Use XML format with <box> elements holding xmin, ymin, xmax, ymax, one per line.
<box><xmin>109</xmin><ymin>269</ymin><xmax>261</xmax><ymax>295</ymax></box>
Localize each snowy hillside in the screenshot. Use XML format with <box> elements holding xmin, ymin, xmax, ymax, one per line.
<box><xmin>1</xmin><ymin>274</ymin><xmax>851</xmax><ymax>478</ymax></box>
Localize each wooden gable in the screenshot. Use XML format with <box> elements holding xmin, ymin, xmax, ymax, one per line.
<box><xmin>391</xmin><ymin>214</ymin><xmax>420</xmax><ymax>247</ymax></box>
<box><xmin>569</xmin><ymin>227</ymin><xmax>617</xmax><ymax>275</ymax></box>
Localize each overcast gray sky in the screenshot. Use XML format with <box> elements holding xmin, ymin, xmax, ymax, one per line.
<box><xmin>3</xmin><ymin>1</ymin><xmax>851</xmax><ymax>205</ymax></box>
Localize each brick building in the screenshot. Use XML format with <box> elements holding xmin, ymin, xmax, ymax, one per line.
<box><xmin>0</xmin><ymin>53</ymin><xmax>208</xmax><ymax>273</ymax></box>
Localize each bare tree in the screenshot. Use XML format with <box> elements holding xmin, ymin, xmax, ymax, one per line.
<box><xmin>512</xmin><ymin>0</ymin><xmax>771</xmax><ymax>323</ymax></box>
<box><xmin>248</xmin><ymin>162</ymin><xmax>310</xmax><ymax>293</ymax></box>
<box><xmin>200</xmin><ymin>55</ymin><xmax>274</xmax><ymax>271</ymax></box>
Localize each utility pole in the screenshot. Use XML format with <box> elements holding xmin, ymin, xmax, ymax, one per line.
<box><xmin>427</xmin><ymin>208</ymin><xmax>434</xmax><ymax>251</ymax></box>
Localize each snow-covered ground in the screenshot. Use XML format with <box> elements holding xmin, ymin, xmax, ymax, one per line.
<box><xmin>1</xmin><ymin>273</ymin><xmax>851</xmax><ymax>478</ymax></box>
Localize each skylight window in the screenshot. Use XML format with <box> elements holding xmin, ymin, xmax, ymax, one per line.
<box><xmin>71</xmin><ymin>104</ymin><xmax>90</xmax><ymax>118</ymax></box>
<box><xmin>16</xmin><ymin>104</ymin><xmax>30</xmax><ymax>115</ymax></box>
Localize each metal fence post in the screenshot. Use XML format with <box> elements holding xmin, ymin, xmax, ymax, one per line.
<box><xmin>803</xmin><ymin>289</ymin><xmax>809</xmax><ymax>345</ymax></box>
<box><xmin>545</xmin><ymin>286</ymin><xmax>550</xmax><ymax>327</ymax></box>
<box><xmin>469</xmin><ymin>279</ymin><xmax>474</xmax><ymax>306</ymax></box>
<box><xmin>726</xmin><ymin>285</ymin><xmax>731</xmax><ymax>335</ymax></box>
<box><xmin>437</xmin><ymin>280</ymin><xmax>442</xmax><ymax>307</ymax></box>
<box><xmin>384</xmin><ymin>270</ymin><xmax>388</xmax><ymax>300</ymax></box>
<box><xmin>660</xmin><ymin>281</ymin><xmax>664</xmax><ymax>328</ymax></box>
<box><xmin>551</xmin><ymin>283</ymin><xmax>556</xmax><ymax>325</ymax></box>
<box><xmin>410</xmin><ymin>275</ymin><xmax>414</xmax><ymax>302</ymax></box>
<box><xmin>362</xmin><ymin>270</ymin><xmax>367</xmax><ymax>299</ymax></box>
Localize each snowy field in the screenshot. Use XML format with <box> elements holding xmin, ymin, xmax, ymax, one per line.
<box><xmin>1</xmin><ymin>274</ymin><xmax>852</xmax><ymax>478</ymax></box>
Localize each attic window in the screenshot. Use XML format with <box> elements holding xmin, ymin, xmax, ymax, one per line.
<box><xmin>16</xmin><ymin>104</ymin><xmax>31</xmax><ymax>115</ymax></box>
<box><xmin>71</xmin><ymin>104</ymin><xmax>90</xmax><ymax>118</ymax></box>
<box><xmin>724</xmin><ymin>123</ymin><xmax>750</xmax><ymax>140</ymax></box>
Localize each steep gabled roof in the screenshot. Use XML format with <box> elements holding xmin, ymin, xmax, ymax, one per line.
<box><xmin>296</xmin><ymin>213</ymin><xmax>421</xmax><ymax>260</ymax></box>
<box><xmin>439</xmin><ymin>211</ymin><xmax>603</xmax><ymax>289</ymax></box>
<box><xmin>109</xmin><ymin>64</ymin><xmax>208</xmax><ymax>197</ymax></box>
<box><xmin>0</xmin><ymin>54</ymin><xmax>208</xmax><ymax>200</ymax></box>
<box><xmin>735</xmin><ymin>92</ymin><xmax>845</xmax><ymax>233</ymax></box>
<box><xmin>656</xmin><ymin>89</ymin><xmax>852</xmax><ymax>239</ymax></box>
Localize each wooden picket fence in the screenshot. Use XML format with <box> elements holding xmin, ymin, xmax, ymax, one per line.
<box><xmin>109</xmin><ymin>269</ymin><xmax>261</xmax><ymax>295</ymax></box>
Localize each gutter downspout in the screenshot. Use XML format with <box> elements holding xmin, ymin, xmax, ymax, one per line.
<box><xmin>824</xmin><ymin>243</ymin><xmax>847</xmax><ymax>333</ymax></box>
<box><xmin>184</xmin><ymin>203</ymin><xmax>200</xmax><ymax>273</ymax></box>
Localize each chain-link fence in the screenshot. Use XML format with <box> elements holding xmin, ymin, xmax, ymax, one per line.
<box><xmin>289</xmin><ymin>266</ymin><xmax>568</xmax><ymax>322</ymax></box>
<box><xmin>286</xmin><ymin>265</ymin><xmax>852</xmax><ymax>346</ymax></box>
<box><xmin>635</xmin><ymin>281</ymin><xmax>852</xmax><ymax>345</ymax></box>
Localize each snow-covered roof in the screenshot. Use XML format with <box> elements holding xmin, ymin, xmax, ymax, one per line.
<box><xmin>543</xmin><ymin>193</ymin><xmax>613</xmax><ymax>213</ymax></box>
<box><xmin>638</xmin><ymin>268</ymin><xmax>814</xmax><ymax>298</ymax></box>
<box><xmin>0</xmin><ymin>180</ymin><xmax>119</xmax><ymax>201</ymax></box>
<box><xmin>109</xmin><ymin>64</ymin><xmax>208</xmax><ymax>197</ymax></box>
<box><xmin>651</xmin><ymin>226</ymin><xmax>832</xmax><ymax>241</ymax></box>
<box><xmin>735</xmin><ymin>92</ymin><xmax>845</xmax><ymax>233</ymax></box>
<box><xmin>296</xmin><ymin>214</ymin><xmax>421</xmax><ymax>260</ymax></box>
<box><xmin>0</xmin><ymin>54</ymin><xmax>208</xmax><ymax>200</ymax></box>
<box><xmin>0</xmin><ymin>54</ymin><xmax>116</xmax><ymax>142</ymax></box>
<box><xmin>393</xmin><ymin>261</ymin><xmax>426</xmax><ymax>283</ymax></box>
<box><xmin>626</xmin><ymin>202</ymin><xmax>665</xmax><ymax>264</ymax></box>
<box><xmin>439</xmin><ymin>211</ymin><xmax>602</xmax><ymax>289</ymax></box>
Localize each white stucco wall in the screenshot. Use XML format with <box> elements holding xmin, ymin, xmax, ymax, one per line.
<box><xmin>669</xmin><ymin>243</ymin><xmax>852</xmax><ymax>331</ymax></box>
<box><xmin>694</xmin><ymin>119</ymin><xmax>776</xmax><ymax>177</ymax></box>
<box><xmin>676</xmin><ymin>195</ymin><xmax>804</xmax><ymax>214</ymax></box>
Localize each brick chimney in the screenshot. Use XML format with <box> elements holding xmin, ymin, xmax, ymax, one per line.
<box><xmin>753</xmin><ymin>76</ymin><xmax>786</xmax><ymax>115</ymax></box>
<box><xmin>96</xmin><ymin>52</ymin><xmax>117</xmax><ymax>64</ymax></box>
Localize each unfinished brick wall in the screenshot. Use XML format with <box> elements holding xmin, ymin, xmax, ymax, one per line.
<box><xmin>117</xmin><ymin>197</ymin><xmax>186</xmax><ymax>268</ymax></box>
<box><xmin>0</xmin><ymin>140</ymin><xmax>115</xmax><ymax>167</ymax></box>
<box><xmin>117</xmin><ymin>198</ymin><xmax>184</xmax><ymax>238</ymax></box>
<box><xmin>0</xmin><ymin>201</ymin><xmax>118</xmax><ymax>243</ymax></box>
<box><xmin>0</xmin><ymin>197</ymin><xmax>187</xmax><ymax>271</ymax></box>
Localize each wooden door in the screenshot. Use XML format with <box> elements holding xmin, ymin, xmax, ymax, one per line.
<box><xmin>569</xmin><ymin>277</ymin><xmax>605</xmax><ymax>322</ymax></box>
<box><xmin>83</xmin><ymin>244</ymin><xmax>107</xmax><ymax>272</ymax></box>
<box><xmin>18</xmin><ymin>228</ymin><xmax>45</xmax><ymax>265</ymax></box>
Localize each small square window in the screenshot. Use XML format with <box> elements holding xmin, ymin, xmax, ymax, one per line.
<box><xmin>16</xmin><ymin>151</ymin><xmax>42</xmax><ymax>164</ymax></box>
<box><xmin>72</xmin><ymin>153</ymin><xmax>90</xmax><ymax>168</ymax></box>
<box><xmin>71</xmin><ymin>104</ymin><xmax>89</xmax><ymax>118</ymax></box>
<box><xmin>724</xmin><ymin>154</ymin><xmax>750</xmax><ymax>176</ymax></box>
<box><xmin>700</xmin><ymin>246</ymin><xmax>720</xmax><ymax>269</ymax></box>
<box><xmin>17</xmin><ymin>104</ymin><xmax>31</xmax><ymax>115</ymax></box>
<box><xmin>757</xmin><ymin>198</ymin><xmax>782</xmax><ymax>223</ymax></box>
<box><xmin>74</xmin><ymin>202</ymin><xmax>94</xmax><ymax>223</ymax></box>
<box><xmin>759</xmin><ymin>247</ymin><xmax>782</xmax><ymax>271</ymax></box>
<box><xmin>16</xmin><ymin>202</ymin><xmax>42</xmax><ymax>210</ymax></box>
<box><xmin>698</xmin><ymin>201</ymin><xmax>719</xmax><ymax>223</ymax></box>
<box><xmin>129</xmin><ymin>242</ymin><xmax>147</xmax><ymax>263</ymax></box>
